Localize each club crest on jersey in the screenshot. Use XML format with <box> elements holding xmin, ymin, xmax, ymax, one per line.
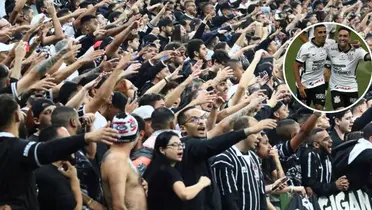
<box><xmin>347</xmin><ymin>52</ymin><xmax>354</xmax><ymax>61</ymax></box>
<box><xmin>333</xmin><ymin>96</ymin><xmax>341</xmax><ymax>104</ymax></box>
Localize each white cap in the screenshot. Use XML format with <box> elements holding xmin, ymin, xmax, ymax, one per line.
<box><xmin>31</xmin><ymin>14</ymin><xmax>52</xmax><ymax>25</ymax></box>
<box><xmin>0</xmin><ymin>43</ymin><xmax>14</xmax><ymax>52</ymax></box>
<box><xmin>132</xmin><ymin>105</ymin><xmax>154</xmax><ymax>120</ymax></box>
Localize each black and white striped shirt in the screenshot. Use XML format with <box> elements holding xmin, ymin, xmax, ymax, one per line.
<box><xmin>211</xmin><ymin>146</ymin><xmax>264</xmax><ymax>210</ymax></box>
<box><xmin>300</xmin><ymin>147</ymin><xmax>336</xmax><ymax>197</ymax></box>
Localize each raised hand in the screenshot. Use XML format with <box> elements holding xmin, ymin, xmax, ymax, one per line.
<box><xmin>194</xmin><ymin>89</ymin><xmax>217</xmax><ymax>105</ymax></box>
<box><xmin>121</xmin><ymin>63</ymin><xmax>141</xmax><ymax>78</ymax></box>
<box><xmin>29</xmin><ymin>75</ymin><xmax>56</xmax><ymax>91</ymax></box>
<box><xmin>166</xmin><ymin>66</ymin><xmax>183</xmax><ymax>81</ymax></box>
<box><xmin>83</xmin><ymin>75</ymin><xmax>102</xmax><ymax>90</ymax></box>
<box><xmin>84</xmin><ymin>121</ymin><xmax>119</xmax><ymax>145</ymax></box>
<box><xmin>15</xmin><ymin>40</ymin><xmax>27</xmax><ymax>60</ymax></box>
<box><xmin>80</xmin><ymin>50</ymin><xmax>105</xmax><ymax>63</ymax></box>
<box><xmin>58</xmin><ymin>161</ymin><xmax>78</xmax><ymax>179</ymax></box>
<box><xmin>249</xmin><ymin>119</ymin><xmax>277</xmax><ymax>134</ymax></box>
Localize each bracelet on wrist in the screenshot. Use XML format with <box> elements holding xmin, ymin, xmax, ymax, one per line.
<box><xmin>87</xmin><ymin>198</ymin><xmax>93</xmax><ymax>206</ymax></box>
<box><xmin>164</xmin><ymin>77</ymin><xmax>169</xmax><ymax>84</ymax></box>
<box><xmin>290</xmin><ymin>185</ymin><xmax>294</xmax><ymax>193</ymax></box>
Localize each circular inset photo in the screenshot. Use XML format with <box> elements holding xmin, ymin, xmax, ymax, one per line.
<box><xmin>283</xmin><ymin>22</ymin><xmax>372</xmax><ymax>113</ymax></box>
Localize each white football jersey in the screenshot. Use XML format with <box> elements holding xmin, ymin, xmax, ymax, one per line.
<box><xmin>295</xmin><ymin>39</ymin><xmax>334</xmax><ymax>88</ymax></box>
<box><xmin>326</xmin><ymin>43</ymin><xmax>368</xmax><ymax>92</ymax></box>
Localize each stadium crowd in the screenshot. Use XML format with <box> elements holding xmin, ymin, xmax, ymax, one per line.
<box><xmin>1</xmin><ymin>0</ymin><xmax>372</xmax><ymax>209</ymax></box>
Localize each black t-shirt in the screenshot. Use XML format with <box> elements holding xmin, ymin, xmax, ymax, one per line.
<box><xmin>147</xmin><ymin>165</ymin><xmax>183</xmax><ymax>210</ymax></box>
<box><xmin>0</xmin><ymin>136</ymin><xmax>39</xmax><ymax>210</ymax></box>
<box><xmin>35</xmin><ymin>165</ymin><xmax>77</xmax><ymax>210</ymax></box>
<box><xmin>27</xmin><ymin>134</ymin><xmax>39</xmax><ymax>142</ymax></box>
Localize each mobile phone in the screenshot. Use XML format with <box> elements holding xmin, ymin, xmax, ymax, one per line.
<box><xmin>271</xmin><ymin>177</ymin><xmax>288</xmax><ymax>191</ymax></box>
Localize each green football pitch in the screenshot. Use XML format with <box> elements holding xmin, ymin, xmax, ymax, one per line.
<box><xmin>284</xmin><ymin>27</ymin><xmax>372</xmax><ymax>111</ymax></box>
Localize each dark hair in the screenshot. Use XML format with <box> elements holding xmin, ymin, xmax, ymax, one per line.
<box><xmin>151</xmin><ymin>108</ymin><xmax>175</xmax><ymax>131</ymax></box>
<box><xmin>22</xmin><ymin>6</ymin><xmax>32</xmax><ymax>15</ymax></box>
<box><xmin>160</xmin><ymin>81</ymin><xmax>179</xmax><ymax>96</ymax></box>
<box><xmin>5</xmin><ymin>3</ymin><xmax>15</xmax><ymax>16</ymax></box>
<box><xmin>138</xmin><ymin>94</ymin><xmax>164</xmax><ymax>107</ymax></box>
<box><xmin>276</xmin><ymin>119</ymin><xmax>297</xmax><ymax>139</ymax></box>
<box><xmin>143</xmin><ymin>131</ymin><xmax>179</xmax><ymax>182</ymax></box>
<box><xmin>133</xmin><ymin>115</ymin><xmax>145</xmax><ymax>131</ymax></box>
<box><xmin>107</xmin><ymin>11</ymin><xmax>121</xmax><ymax>22</ymax></box>
<box><xmin>214</xmin><ymin>42</ymin><xmax>228</xmax><ymax>51</ymax></box>
<box><xmin>39</xmin><ymin>125</ymin><xmax>64</xmax><ymax>143</ymax></box>
<box><xmin>80</xmin><ymin>15</ymin><xmax>97</xmax><ymax>26</ymax></box>
<box><xmin>0</xmin><ymin>64</ymin><xmax>9</xmax><ymax>79</ymax></box>
<box><xmin>79</xmin><ymin>1</ymin><xmax>94</xmax><ymax>8</ymax></box>
<box><xmin>51</xmin><ymin>106</ymin><xmax>78</xmax><ymax>127</ymax></box>
<box><xmin>351</xmin><ymin>98</ymin><xmax>367</xmax><ymax>114</ymax></box>
<box><xmin>212</xmin><ymin>50</ymin><xmax>230</xmax><ymax>65</ymax></box>
<box><xmin>123</xmin><ymin>33</ymin><xmax>140</xmax><ymax>47</ymax></box>
<box><xmin>0</xmin><ymin>94</ymin><xmax>19</xmax><ymax>130</ymax></box>
<box><xmin>330</xmin><ymin>109</ymin><xmax>350</xmax><ymax>129</ymax></box>
<box><xmin>36</xmin><ymin>0</ymin><xmax>45</xmax><ymax>13</ymax></box>
<box><xmin>338</xmin><ymin>27</ymin><xmax>351</xmax><ymax>35</ymax></box>
<box><xmin>57</xmin><ymin>8</ymin><xmax>71</xmax><ymax>18</ymax></box>
<box><xmin>314</xmin><ymin>24</ymin><xmax>326</xmax><ymax>32</ymax></box>
<box><xmin>164</xmin><ymin>42</ymin><xmax>183</xmax><ymax>51</ymax></box>
<box><xmin>187</xmin><ymin>39</ymin><xmax>204</xmax><ymax>59</ymax></box>
<box><xmin>306</xmin><ymin>128</ymin><xmax>325</xmax><ymax>145</ymax></box>
<box><xmin>345</xmin><ymin>131</ymin><xmax>364</xmax><ymax>141</ymax></box>
<box><xmin>233</xmin><ymin>116</ymin><xmax>250</xmax><ymax>130</ymax></box>
<box><xmin>177</xmin><ymin>106</ymin><xmax>195</xmax><ymax>125</ymax></box>
<box><xmin>362</xmin><ymin>123</ymin><xmax>372</xmax><ymax>140</ymax></box>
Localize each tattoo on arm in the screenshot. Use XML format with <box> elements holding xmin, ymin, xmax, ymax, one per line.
<box><xmin>228</xmin><ymin>106</ymin><xmax>251</xmax><ymax>127</ymax></box>
<box><xmin>71</xmin><ymin>67</ymin><xmax>101</xmax><ymax>83</ymax></box>
<box><xmin>33</xmin><ymin>48</ymin><xmax>67</xmax><ymax>75</ymax></box>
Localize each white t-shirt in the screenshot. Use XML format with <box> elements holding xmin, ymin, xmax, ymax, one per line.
<box><xmin>295</xmin><ymin>39</ymin><xmax>331</xmax><ymax>88</ymax></box>
<box><xmin>58</xmin><ymin>63</ymin><xmax>79</xmax><ymax>81</ymax></box>
<box><xmin>326</xmin><ymin>43</ymin><xmax>368</xmax><ymax>92</ymax></box>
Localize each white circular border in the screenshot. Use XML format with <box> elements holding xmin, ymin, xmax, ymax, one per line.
<box><xmin>282</xmin><ymin>22</ymin><xmax>372</xmax><ymax>114</ymax></box>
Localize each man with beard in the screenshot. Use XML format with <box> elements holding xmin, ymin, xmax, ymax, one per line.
<box><xmin>329</xmin><ymin>109</ymin><xmax>354</xmax><ymax>148</ymax></box>
<box><xmin>28</xmin><ymin>99</ymin><xmax>56</xmax><ymax>142</ymax></box>
<box><xmin>212</xmin><ymin>116</ymin><xmax>286</xmax><ymax>210</ymax></box>
<box><xmin>35</xmin><ymin>125</ymin><xmax>82</xmax><ymax>210</ymax></box>
<box><xmin>326</xmin><ymin>27</ymin><xmax>371</xmax><ymax>110</ymax></box>
<box><xmin>176</xmin><ymin>103</ymin><xmax>278</xmax><ymax>210</ymax></box>
<box><xmin>101</xmin><ymin>113</ymin><xmax>147</xmax><ymax>210</ymax></box>
<box><xmin>300</xmin><ymin>128</ymin><xmax>350</xmax><ymax>197</ymax></box>
<box><xmin>182</xmin><ymin>39</ymin><xmax>208</xmax><ymax>78</ymax></box>
<box><xmin>51</xmin><ymin>106</ymin><xmax>106</xmax><ymax>209</ymax></box>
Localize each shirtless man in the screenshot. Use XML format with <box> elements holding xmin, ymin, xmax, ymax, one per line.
<box><xmin>101</xmin><ymin>113</ymin><xmax>147</xmax><ymax>210</ymax></box>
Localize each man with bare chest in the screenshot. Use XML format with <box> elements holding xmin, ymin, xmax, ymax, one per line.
<box><xmin>101</xmin><ymin>113</ymin><xmax>147</xmax><ymax>210</ymax></box>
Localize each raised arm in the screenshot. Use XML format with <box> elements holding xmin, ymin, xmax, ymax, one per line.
<box><xmin>42</xmin><ymin>2</ymin><xmax>65</xmax><ymax>46</ymax></box>
<box><xmin>105</xmin><ymin>22</ymin><xmax>138</xmax><ymax>58</ymax></box>
<box><xmin>289</xmin><ymin>112</ymin><xmax>321</xmax><ymax>151</ymax></box>
<box><xmin>84</xmin><ymin>54</ymin><xmax>135</xmax><ymax>114</ymax></box>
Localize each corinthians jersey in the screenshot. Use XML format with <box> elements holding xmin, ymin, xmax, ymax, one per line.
<box><xmin>295</xmin><ymin>39</ymin><xmax>335</xmax><ymax>88</ymax></box>
<box><xmin>326</xmin><ymin>43</ymin><xmax>368</xmax><ymax>92</ymax></box>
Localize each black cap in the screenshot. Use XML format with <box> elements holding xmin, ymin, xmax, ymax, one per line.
<box><xmin>158</xmin><ymin>18</ymin><xmax>173</xmax><ymax>27</ymax></box>
<box><xmin>143</xmin><ymin>34</ymin><xmax>158</xmax><ymax>45</ymax></box>
<box><xmin>112</xmin><ymin>92</ymin><xmax>128</xmax><ymax>112</ymax></box>
<box><xmin>31</xmin><ymin>99</ymin><xmax>55</xmax><ymax>118</ymax></box>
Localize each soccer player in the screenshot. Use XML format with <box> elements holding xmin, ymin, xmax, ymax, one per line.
<box><xmin>326</xmin><ymin>27</ymin><xmax>371</xmax><ymax>110</ymax></box>
<box><xmin>294</xmin><ymin>24</ymin><xmax>329</xmax><ymax>110</ymax></box>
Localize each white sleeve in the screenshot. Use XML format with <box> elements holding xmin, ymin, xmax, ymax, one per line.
<box><xmin>228</xmin><ymin>44</ymin><xmax>241</xmax><ymax>57</ymax></box>
<box><xmin>295</xmin><ymin>44</ymin><xmax>309</xmax><ymax>63</ymax></box>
